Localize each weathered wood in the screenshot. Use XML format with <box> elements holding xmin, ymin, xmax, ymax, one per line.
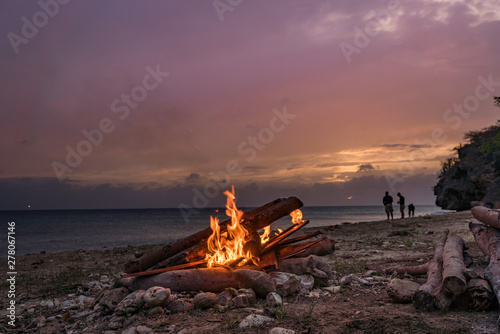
<box><xmin>131</xmin><ymin>267</ymin><xmax>239</xmax><ymax>292</ymax></box>
<box><xmin>261</xmin><ymin>220</ymin><xmax>310</xmax><ymax>253</ymax></box>
<box><xmin>124</xmin><ymin>196</ymin><xmax>303</xmax><ymax>273</ymax></box>
<box><xmin>471</xmin><ymin>206</ymin><xmax>500</xmax><ymax>229</ymax></box>
<box><xmin>442</xmin><ymin>235</ymin><xmax>467</xmax><ymax>295</ymax></box>
<box><xmin>469</xmin><ymin>220</ymin><xmax>490</xmax><ymax>258</ymax></box>
<box><xmin>413</xmin><ymin>230</ymin><xmax>449</xmax><ymax>311</ymax></box>
<box><xmin>385</xmin><ymin>263</ymin><xmax>429</xmax><ymax>276</ymax></box>
<box><xmin>122</xmin><ymin>260</ymin><xmax>206</xmax><ymax>278</ymax></box>
<box><xmin>259</xmin><ymin>250</ymin><xmax>278</xmax><ymax>270</ymax></box>
<box><xmin>484</xmin><ymin>225</ymin><xmax>500</xmax><ymax>328</ymax></box>
<box><xmin>276</xmin><ymin>231</ymin><xmax>323</xmax><ymax>247</ymax></box>
<box><xmin>454</xmin><ymin>278</ymin><xmax>494</xmax><ymax>311</ymax></box>
<box><xmin>276</xmin><ymin>237</ymin><xmax>335</xmax><ymax>259</ymax></box>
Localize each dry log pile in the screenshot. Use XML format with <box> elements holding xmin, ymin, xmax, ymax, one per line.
<box><xmin>120</xmin><ymin>195</ymin><xmax>335</xmax><ymax>293</ymax></box>
<box><xmin>386</xmin><ymin>205</ymin><xmax>500</xmax><ymax>326</ymax></box>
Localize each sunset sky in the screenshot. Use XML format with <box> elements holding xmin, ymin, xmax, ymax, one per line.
<box><xmin>1</xmin><ymin>0</ymin><xmax>499</xmax><ymax>210</ymax></box>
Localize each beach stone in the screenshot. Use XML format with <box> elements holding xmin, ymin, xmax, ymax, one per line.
<box><xmin>100</xmin><ymin>287</ymin><xmax>130</xmax><ymax>312</ymax></box>
<box><xmin>232</xmin><ymin>294</ymin><xmax>251</xmax><ymax>308</ymax></box>
<box><xmin>234</xmin><ymin>269</ymin><xmax>276</xmax><ymax>298</ymax></box>
<box><xmin>143</xmin><ymin>286</ymin><xmax>171</xmax><ymax>308</ymax></box>
<box><xmin>299</xmin><ymin>275</ymin><xmax>315</xmax><ymax>293</ymax></box>
<box><xmin>239</xmin><ymin>314</ymin><xmax>275</xmax><ymax>329</ymax></box>
<box><xmin>270</xmin><ymin>272</ymin><xmax>301</xmax><ymax>297</ymax></box>
<box><xmin>270</xmin><ymin>328</ymin><xmax>296</xmax><ymax>334</ymax></box>
<box><xmin>108</xmin><ymin>315</ymin><xmax>125</xmax><ymax>330</ymax></box>
<box><xmin>136</xmin><ymin>325</ymin><xmax>153</xmax><ymax>334</ymax></box>
<box><xmin>40</xmin><ymin>299</ymin><xmax>54</xmax><ymax>308</ymax></box>
<box><xmin>177</xmin><ymin>325</ymin><xmax>219</xmax><ymax>334</ymax></box>
<box><xmin>238</xmin><ymin>288</ymin><xmax>257</xmax><ymax>303</ymax></box>
<box><xmin>193</xmin><ymin>292</ymin><xmax>216</xmax><ymax>309</ymax></box>
<box><xmin>147</xmin><ymin>306</ymin><xmax>166</xmax><ymax>317</ymax></box>
<box><xmin>322</xmin><ymin>286</ymin><xmax>342</xmax><ymax>294</ymax></box>
<box><xmin>114</xmin><ymin>290</ymin><xmax>145</xmax><ymax>316</ymax></box>
<box><xmin>386</xmin><ymin>278</ymin><xmax>421</xmax><ymax>303</ymax></box>
<box><xmin>217</xmin><ymin>288</ymin><xmax>238</xmax><ymax>306</ymax></box>
<box><xmin>122</xmin><ymin>327</ymin><xmax>137</xmax><ymax>334</ymax></box>
<box><xmin>340</xmin><ymin>274</ymin><xmax>354</xmax><ymax>286</ymax></box>
<box><xmin>167</xmin><ymin>299</ymin><xmax>193</xmax><ymax>313</ymax></box>
<box><xmin>266</xmin><ymin>292</ymin><xmax>282</xmax><ymax>306</ymax></box>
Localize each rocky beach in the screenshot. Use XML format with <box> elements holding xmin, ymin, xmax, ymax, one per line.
<box><xmin>2</xmin><ymin>210</ymin><xmax>498</xmax><ymax>334</ymax></box>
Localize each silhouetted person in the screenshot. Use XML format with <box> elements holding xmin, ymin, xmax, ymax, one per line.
<box><xmin>408</xmin><ymin>203</ymin><xmax>415</xmax><ymax>217</ymax></box>
<box><xmin>383</xmin><ymin>191</ymin><xmax>394</xmax><ymax>220</ymax></box>
<box><xmin>397</xmin><ymin>192</ymin><xmax>405</xmax><ymax>219</ymax></box>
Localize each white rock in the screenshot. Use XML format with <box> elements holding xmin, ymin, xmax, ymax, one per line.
<box><xmin>136</xmin><ymin>325</ymin><xmax>153</xmax><ymax>334</ymax></box>
<box><xmin>299</xmin><ymin>275</ymin><xmax>315</xmax><ymax>293</ymax></box>
<box><xmin>114</xmin><ymin>290</ymin><xmax>146</xmax><ymax>316</ymax></box>
<box><xmin>144</xmin><ymin>287</ymin><xmax>171</xmax><ymax>308</ymax></box>
<box><xmin>270</xmin><ymin>327</ymin><xmax>296</xmax><ymax>334</ymax></box>
<box><xmin>266</xmin><ymin>292</ymin><xmax>282</xmax><ymax>306</ymax></box>
<box><xmin>40</xmin><ymin>300</ymin><xmax>54</xmax><ymax>308</ymax></box>
<box><xmin>122</xmin><ymin>327</ymin><xmax>137</xmax><ymax>334</ymax></box>
<box><xmin>239</xmin><ymin>314</ymin><xmax>274</xmax><ymax>329</ymax></box>
<box><xmin>322</xmin><ymin>286</ymin><xmax>341</xmax><ymax>294</ymax></box>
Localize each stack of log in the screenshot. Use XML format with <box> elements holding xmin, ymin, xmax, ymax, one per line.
<box><xmin>120</xmin><ymin>196</ymin><xmax>335</xmax><ymax>292</ymax></box>
<box><xmin>386</xmin><ymin>206</ymin><xmax>500</xmax><ymax>325</ymax></box>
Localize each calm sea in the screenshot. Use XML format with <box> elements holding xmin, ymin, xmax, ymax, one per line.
<box><xmin>0</xmin><ymin>205</ymin><xmax>449</xmax><ymax>256</ymax></box>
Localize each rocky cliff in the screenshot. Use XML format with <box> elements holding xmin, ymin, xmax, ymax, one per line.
<box><xmin>434</xmin><ymin>121</ymin><xmax>500</xmax><ymax>211</ymax></box>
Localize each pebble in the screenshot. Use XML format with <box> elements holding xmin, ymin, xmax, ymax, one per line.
<box><xmin>270</xmin><ymin>327</ymin><xmax>296</xmax><ymax>334</ymax></box>
<box><xmin>266</xmin><ymin>292</ymin><xmax>282</xmax><ymax>306</ymax></box>
<box><xmin>136</xmin><ymin>325</ymin><xmax>153</xmax><ymax>334</ymax></box>
<box><xmin>239</xmin><ymin>314</ymin><xmax>275</xmax><ymax>329</ymax></box>
<box><xmin>167</xmin><ymin>299</ymin><xmax>193</xmax><ymax>313</ymax></box>
<box><xmin>193</xmin><ymin>292</ymin><xmax>217</xmax><ymax>309</ymax></box>
<box><xmin>122</xmin><ymin>327</ymin><xmax>137</xmax><ymax>334</ymax></box>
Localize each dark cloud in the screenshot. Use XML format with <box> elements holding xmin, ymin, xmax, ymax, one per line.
<box><xmin>242</xmin><ymin>166</ymin><xmax>268</xmax><ymax>172</ymax></box>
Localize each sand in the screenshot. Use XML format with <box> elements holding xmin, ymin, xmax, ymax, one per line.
<box><xmin>1</xmin><ymin>210</ymin><xmax>498</xmax><ymax>333</ymax></box>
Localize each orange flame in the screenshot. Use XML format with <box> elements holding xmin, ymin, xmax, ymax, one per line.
<box><xmin>260</xmin><ymin>226</ymin><xmax>271</xmax><ymax>244</ymax></box>
<box><xmin>205</xmin><ymin>186</ymin><xmax>252</xmax><ymax>268</ymax></box>
<box><xmin>290</xmin><ymin>209</ymin><xmax>303</xmax><ymax>225</ymax></box>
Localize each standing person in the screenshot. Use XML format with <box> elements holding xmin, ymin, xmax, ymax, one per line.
<box><xmin>397</xmin><ymin>192</ymin><xmax>405</xmax><ymax>219</ymax></box>
<box><xmin>383</xmin><ymin>191</ymin><xmax>394</xmax><ymax>220</ymax></box>
<box><xmin>408</xmin><ymin>203</ymin><xmax>415</xmax><ymax>217</ymax></box>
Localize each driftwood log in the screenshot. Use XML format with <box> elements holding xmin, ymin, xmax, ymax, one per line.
<box><xmin>442</xmin><ymin>235</ymin><xmax>467</xmax><ymax>295</ymax></box>
<box><xmin>471</xmin><ymin>206</ymin><xmax>500</xmax><ymax>229</ymax></box>
<box><xmin>413</xmin><ymin>230</ymin><xmax>449</xmax><ymax>310</ymax></box>
<box><xmin>275</xmin><ymin>237</ymin><xmax>335</xmax><ymax>259</ymax></box>
<box><xmin>485</xmin><ymin>224</ymin><xmax>500</xmax><ymax>327</ymax></box>
<box><xmin>124</xmin><ymin>196</ymin><xmax>303</xmax><ymax>273</ymax></box>
<box><xmin>454</xmin><ymin>278</ymin><xmax>495</xmax><ymax>311</ymax></box>
<box><xmin>385</xmin><ymin>263</ymin><xmax>429</xmax><ymax>276</ymax></box>
<box><xmin>469</xmin><ymin>220</ymin><xmax>491</xmax><ymax>260</ymax></box>
<box><xmin>131</xmin><ymin>267</ymin><xmax>239</xmax><ymax>292</ymax></box>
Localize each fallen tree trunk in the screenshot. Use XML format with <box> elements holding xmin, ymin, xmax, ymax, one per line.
<box><xmin>385</xmin><ymin>263</ymin><xmax>429</xmax><ymax>276</ymax></box>
<box><xmin>413</xmin><ymin>230</ymin><xmax>449</xmax><ymax>310</ymax></box>
<box><xmin>484</xmin><ymin>225</ymin><xmax>500</xmax><ymax>328</ymax></box>
<box><xmin>471</xmin><ymin>206</ymin><xmax>500</xmax><ymax>229</ymax></box>
<box><xmin>469</xmin><ymin>220</ymin><xmax>490</xmax><ymax>258</ymax></box>
<box><xmin>442</xmin><ymin>235</ymin><xmax>467</xmax><ymax>295</ymax></box>
<box><xmin>131</xmin><ymin>267</ymin><xmax>239</xmax><ymax>292</ymax></box>
<box><xmin>125</xmin><ymin>196</ymin><xmax>303</xmax><ymax>273</ymax></box>
<box><xmin>454</xmin><ymin>278</ymin><xmax>495</xmax><ymax>311</ymax></box>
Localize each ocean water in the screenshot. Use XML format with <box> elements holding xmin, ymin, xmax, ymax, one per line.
<box><xmin>0</xmin><ymin>205</ymin><xmax>449</xmax><ymax>256</ymax></box>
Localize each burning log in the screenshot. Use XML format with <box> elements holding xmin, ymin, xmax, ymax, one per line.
<box><xmin>261</xmin><ymin>220</ymin><xmax>310</xmax><ymax>253</ymax></box>
<box><xmin>275</xmin><ymin>237</ymin><xmax>335</xmax><ymax>259</ymax></box>
<box><xmin>413</xmin><ymin>230</ymin><xmax>449</xmax><ymax>310</ymax></box>
<box><xmin>471</xmin><ymin>206</ymin><xmax>500</xmax><ymax>229</ymax></box>
<box><xmin>243</xmin><ymin>232</ymin><xmax>262</xmax><ymax>260</ymax></box>
<box><xmin>124</xmin><ymin>196</ymin><xmax>303</xmax><ymax>273</ymax></box>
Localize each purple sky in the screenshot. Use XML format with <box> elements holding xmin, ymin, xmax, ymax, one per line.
<box><xmin>1</xmin><ymin>0</ymin><xmax>499</xmax><ymax>210</ymax></box>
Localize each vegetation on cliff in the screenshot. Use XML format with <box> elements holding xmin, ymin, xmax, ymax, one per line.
<box><xmin>434</xmin><ymin>100</ymin><xmax>500</xmax><ymax>211</ymax></box>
